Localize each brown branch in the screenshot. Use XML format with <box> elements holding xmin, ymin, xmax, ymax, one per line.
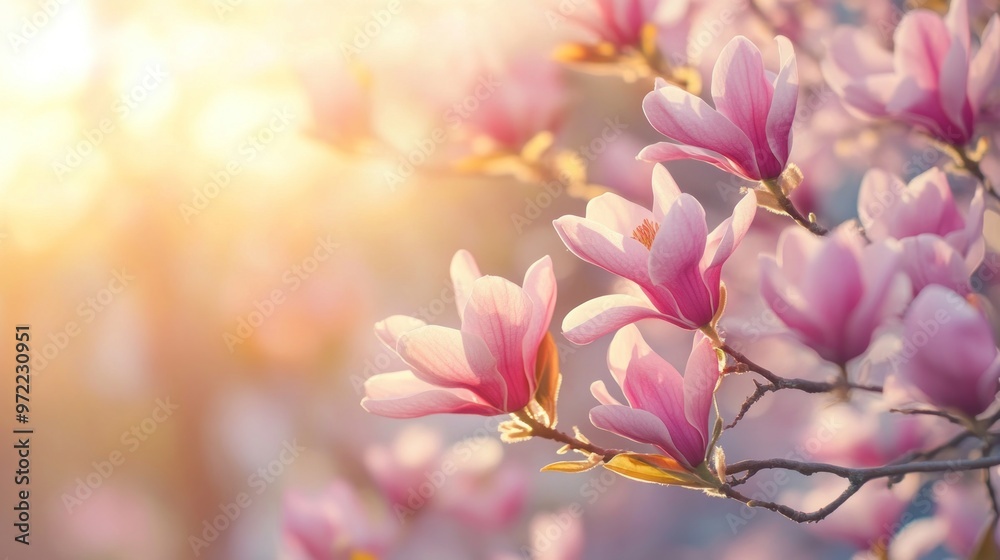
<box><xmin>516</xmin><ymin>412</ymin><xmax>623</xmax><ymax>463</ymax></box>
<box><xmin>722</xmin><ymin>454</ymin><xmax>1000</xmax><ymax>523</ymax></box>
<box><xmin>720</xmin><ymin>343</ymin><xmax>881</xmax><ymax>429</ymax></box>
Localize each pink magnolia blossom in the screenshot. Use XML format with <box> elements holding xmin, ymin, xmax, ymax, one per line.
<box><xmin>553</xmin><ymin>164</ymin><xmax>756</xmax><ymax>343</ymax></box>
<box><xmin>898</xmin><ymin>234</ymin><xmax>974</xmax><ymax>296</ymax></box>
<box><xmin>589</xmin><ymin>325</ymin><xmax>720</xmax><ymax>469</ymax></box>
<box><xmin>885</xmin><ymin>285</ymin><xmax>1000</xmax><ymax>418</ymax></box>
<box><xmin>574</xmin><ymin>0</ymin><xmax>663</xmax><ymax>48</ymax></box>
<box><xmin>463</xmin><ymin>56</ymin><xmax>565</xmax><ymax>151</ymax></box>
<box><xmin>281</xmin><ymin>481</ymin><xmax>393</xmax><ymax>560</ymax></box>
<box><xmin>639</xmin><ymin>35</ymin><xmax>798</xmax><ymax>181</ymax></box>
<box><xmin>361</xmin><ymin>250</ymin><xmax>556</xmax><ymax>418</ymax></box>
<box><xmin>824</xmin><ymin>0</ymin><xmax>1000</xmax><ymax>145</ymax></box>
<box><xmin>858</xmin><ymin>167</ymin><xmax>985</xmax><ymax>272</ymax></box>
<box><xmin>760</xmin><ymin>225</ymin><xmax>910</xmax><ymax>365</ymax></box>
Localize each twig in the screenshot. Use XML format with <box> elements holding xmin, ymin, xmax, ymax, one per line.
<box><xmin>516</xmin><ymin>412</ymin><xmax>623</xmax><ymax>463</ymax></box>
<box><xmin>722</xmin><ymin>454</ymin><xmax>1000</xmax><ymax>523</ymax></box>
<box><xmin>720</xmin><ymin>343</ymin><xmax>881</xmax><ymax>429</ymax></box>
<box><xmin>889</xmin><ymin>407</ymin><xmax>967</xmax><ymax>426</ymax></box>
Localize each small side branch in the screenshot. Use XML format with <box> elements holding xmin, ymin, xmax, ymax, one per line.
<box><xmin>720</xmin><ymin>343</ymin><xmax>881</xmax><ymax>429</ymax></box>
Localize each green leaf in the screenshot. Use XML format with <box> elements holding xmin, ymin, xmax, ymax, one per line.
<box><xmin>532</xmin><ymin>332</ymin><xmax>562</xmax><ymax>428</ymax></box>
<box><xmin>603</xmin><ymin>453</ymin><xmax>716</xmax><ymax>488</ymax></box>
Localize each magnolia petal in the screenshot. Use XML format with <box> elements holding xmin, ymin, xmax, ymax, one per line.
<box><xmin>451</xmin><ymin>250</ymin><xmax>483</xmax><ymax>318</ymax></box>
<box><xmin>586</xmin><ymin>192</ymin><xmax>655</xmax><ymax>237</ymax></box>
<box><xmin>397</xmin><ymin>325</ymin><xmax>508</xmax><ymax>409</ymax></box>
<box><xmin>553</xmin><ymin>215</ymin><xmax>650</xmax><ymax>286</ymax></box>
<box><xmin>562</xmin><ymin>294</ymin><xmax>669</xmax><ymax>344</ymax></box>
<box><xmin>462</xmin><ymin>277</ymin><xmax>534</xmax><ymax>409</ymax></box>
<box><xmin>589</xmin><ymin>404</ymin><xmax>689</xmax><ymax>468</ymax></box>
<box><xmin>374</xmin><ymin>315</ymin><xmax>427</xmax><ymax>352</ymax></box>
<box><xmin>651</xmin><ymin>163</ymin><xmax>683</xmax><ymax>221</ymax></box>
<box><xmin>969</xmin><ymin>16</ymin><xmax>1000</xmax><ymax>114</ymax></box>
<box><xmin>712</xmin><ymin>36</ymin><xmax>778</xmax><ymax>177</ymax></box>
<box><xmin>681</xmin><ymin>333</ymin><xmax>721</xmax><ymax>455</ymax></box>
<box><xmin>638</xmin><ymin>141</ymin><xmax>757</xmax><ymax>181</ymax></box>
<box><xmin>765</xmin><ymin>36</ymin><xmax>798</xmax><ymax>171</ymax></box>
<box><xmin>521</xmin><ymin>255</ymin><xmax>558</xmax><ymax>383</ymax></box>
<box><xmin>648</xmin><ymin>194</ymin><xmax>714</xmax><ymax>326</ymax></box>
<box><xmin>362</xmin><ymin>371</ymin><xmax>501</xmax><ymax>418</ymax></box>
<box><xmin>641</xmin><ymin>85</ymin><xmax>759</xmax><ymax>177</ymax></box>
<box><xmin>590</xmin><ymin>380</ymin><xmax>623</xmax><ymax>406</ymax></box>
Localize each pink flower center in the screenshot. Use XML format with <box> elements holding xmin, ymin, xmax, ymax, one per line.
<box><xmin>631</xmin><ymin>219</ymin><xmax>660</xmax><ymax>250</ymax></box>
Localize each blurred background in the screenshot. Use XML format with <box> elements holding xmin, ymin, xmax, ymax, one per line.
<box><xmin>2</xmin><ymin>0</ymin><xmax>999</xmax><ymax>558</ymax></box>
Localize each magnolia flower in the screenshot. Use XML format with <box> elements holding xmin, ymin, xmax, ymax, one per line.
<box><xmin>898</xmin><ymin>234</ymin><xmax>973</xmax><ymax>296</ymax></box>
<box><xmin>589</xmin><ymin>325</ymin><xmax>720</xmax><ymax>470</ymax></box>
<box><xmin>553</xmin><ymin>164</ymin><xmax>756</xmax><ymax>343</ymax></box>
<box><xmin>580</xmin><ymin>0</ymin><xmax>663</xmax><ymax>48</ymax></box>
<box><xmin>824</xmin><ymin>0</ymin><xmax>1000</xmax><ymax>145</ymax></box>
<box><xmin>463</xmin><ymin>56</ymin><xmax>565</xmax><ymax>151</ymax></box>
<box><xmin>361</xmin><ymin>251</ymin><xmax>556</xmax><ymax>418</ymax></box>
<box><xmin>281</xmin><ymin>481</ymin><xmax>393</xmax><ymax>560</ymax></box>
<box><xmin>858</xmin><ymin>167</ymin><xmax>985</xmax><ymax>272</ymax></box>
<box><xmin>760</xmin><ymin>225</ymin><xmax>910</xmax><ymax>365</ymax></box>
<box><xmin>886</xmin><ymin>285</ymin><xmax>1000</xmax><ymax>418</ymax></box>
<box><xmin>639</xmin><ymin>35</ymin><xmax>798</xmax><ymax>181</ymax></box>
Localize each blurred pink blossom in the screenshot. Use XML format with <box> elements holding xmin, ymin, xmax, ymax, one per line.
<box><xmin>361</xmin><ymin>251</ymin><xmax>556</xmax><ymax>418</ymax></box>
<box><xmin>554</xmin><ymin>164</ymin><xmax>756</xmax><ymax>342</ymax></box>
<box><xmin>462</xmin><ymin>56</ymin><xmax>566</xmax><ymax>151</ymax></box>
<box><xmin>640</xmin><ymin>35</ymin><xmax>798</xmax><ymax>181</ymax></box>
<box><xmin>824</xmin><ymin>0</ymin><xmax>1000</xmax><ymax>145</ymax></box>
<box><xmin>589</xmin><ymin>325</ymin><xmax>720</xmax><ymax>469</ymax></box>
<box><xmin>759</xmin><ymin>225</ymin><xmax>910</xmax><ymax>365</ymax></box>
<box><xmin>858</xmin><ymin>167</ymin><xmax>985</xmax><ymax>273</ymax></box>
<box><xmin>575</xmin><ymin>0</ymin><xmax>663</xmax><ymax>48</ymax></box>
<box><xmin>281</xmin><ymin>481</ymin><xmax>393</xmax><ymax>560</ymax></box>
<box><xmin>885</xmin><ymin>285</ymin><xmax>1000</xmax><ymax>418</ymax></box>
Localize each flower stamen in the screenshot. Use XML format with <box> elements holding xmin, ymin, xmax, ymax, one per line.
<box><xmin>631</xmin><ymin>219</ymin><xmax>660</xmax><ymax>250</ymax></box>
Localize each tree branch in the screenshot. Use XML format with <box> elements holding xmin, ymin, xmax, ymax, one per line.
<box><xmin>721</xmin><ymin>454</ymin><xmax>1000</xmax><ymax>523</ymax></box>
<box><xmin>720</xmin><ymin>343</ymin><xmax>881</xmax><ymax>429</ymax></box>
<box><xmin>516</xmin><ymin>412</ymin><xmax>623</xmax><ymax>463</ymax></box>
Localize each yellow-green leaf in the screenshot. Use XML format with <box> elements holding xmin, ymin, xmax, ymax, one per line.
<box><xmin>532</xmin><ymin>332</ymin><xmax>561</xmax><ymax>428</ymax></box>
<box><xmin>541</xmin><ymin>460</ymin><xmax>600</xmax><ymax>474</ymax></box>
<box><xmin>602</xmin><ymin>453</ymin><xmax>715</xmax><ymax>488</ymax></box>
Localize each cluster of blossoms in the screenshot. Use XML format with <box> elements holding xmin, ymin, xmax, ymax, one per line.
<box><xmin>301</xmin><ymin>0</ymin><xmax>1000</xmax><ymax>557</ymax></box>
